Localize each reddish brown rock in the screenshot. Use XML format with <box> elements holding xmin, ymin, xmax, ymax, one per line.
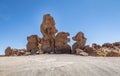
<box><xmin>84</xmin><ymin>45</ymin><xmax>98</xmax><ymax>56</ymax></box>
<box><xmin>92</xmin><ymin>43</ymin><xmax>101</xmax><ymax>50</ymax></box>
<box><xmin>26</xmin><ymin>35</ymin><xmax>42</xmax><ymax>54</ymax></box>
<box><xmin>55</xmin><ymin>32</ymin><xmax>71</xmax><ymax>54</ymax></box>
<box><xmin>11</xmin><ymin>49</ymin><xmax>19</xmax><ymax>56</ymax></box>
<box><xmin>75</xmin><ymin>48</ymin><xmax>88</xmax><ymax>56</ymax></box>
<box><xmin>40</xmin><ymin>14</ymin><xmax>58</xmax><ymax>39</ymax></box>
<box><xmin>40</xmin><ymin>14</ymin><xmax>58</xmax><ymax>53</ymax></box>
<box><xmin>72</xmin><ymin>32</ymin><xmax>87</xmax><ymax>54</ymax></box>
<box><xmin>113</xmin><ymin>42</ymin><xmax>120</xmax><ymax>48</ymax></box>
<box><xmin>102</xmin><ymin>43</ymin><xmax>113</xmax><ymax>48</ymax></box>
<box><xmin>75</xmin><ymin>48</ymin><xmax>83</xmax><ymax>54</ymax></box>
<box><xmin>106</xmin><ymin>50</ymin><xmax>119</xmax><ymax>57</ymax></box>
<box><xmin>5</xmin><ymin>47</ymin><xmax>12</xmax><ymax>56</ymax></box>
<box><xmin>5</xmin><ymin>47</ymin><xmax>27</xmax><ymax>56</ymax></box>
<box><xmin>72</xmin><ymin>32</ymin><xmax>86</xmax><ymax>45</ymax></box>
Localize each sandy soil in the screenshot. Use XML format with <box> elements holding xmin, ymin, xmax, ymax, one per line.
<box><xmin>0</xmin><ymin>54</ymin><xmax>120</xmax><ymax>76</ymax></box>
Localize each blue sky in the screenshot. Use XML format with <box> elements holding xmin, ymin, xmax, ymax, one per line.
<box><xmin>0</xmin><ymin>0</ymin><xmax>120</xmax><ymax>54</ymax></box>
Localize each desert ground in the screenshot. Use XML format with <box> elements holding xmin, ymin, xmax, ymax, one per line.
<box><xmin>0</xmin><ymin>54</ymin><xmax>120</xmax><ymax>76</ymax></box>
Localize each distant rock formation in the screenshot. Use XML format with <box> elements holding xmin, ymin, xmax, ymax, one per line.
<box><xmin>96</xmin><ymin>42</ymin><xmax>120</xmax><ymax>57</ymax></box>
<box><xmin>4</xmin><ymin>14</ymin><xmax>120</xmax><ymax>57</ymax></box>
<box><xmin>72</xmin><ymin>32</ymin><xmax>87</xmax><ymax>54</ymax></box>
<box><xmin>75</xmin><ymin>48</ymin><xmax>88</xmax><ymax>56</ymax></box>
<box><xmin>55</xmin><ymin>32</ymin><xmax>71</xmax><ymax>54</ymax></box>
<box><xmin>5</xmin><ymin>47</ymin><xmax>27</xmax><ymax>56</ymax></box>
<box><xmin>5</xmin><ymin>47</ymin><xmax>12</xmax><ymax>56</ymax></box>
<box><xmin>26</xmin><ymin>35</ymin><xmax>42</xmax><ymax>54</ymax></box>
<box><xmin>83</xmin><ymin>45</ymin><xmax>98</xmax><ymax>56</ymax></box>
<box><xmin>40</xmin><ymin>14</ymin><xmax>71</xmax><ymax>54</ymax></box>
<box><xmin>40</xmin><ymin>14</ymin><xmax>58</xmax><ymax>53</ymax></box>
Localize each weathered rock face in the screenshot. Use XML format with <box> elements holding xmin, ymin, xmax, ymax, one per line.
<box><xmin>102</xmin><ymin>43</ymin><xmax>114</xmax><ymax>48</ymax></box>
<box><xmin>5</xmin><ymin>47</ymin><xmax>27</xmax><ymax>56</ymax></box>
<box><xmin>55</xmin><ymin>32</ymin><xmax>71</xmax><ymax>54</ymax></box>
<box><xmin>113</xmin><ymin>42</ymin><xmax>120</xmax><ymax>47</ymax></box>
<box><xmin>26</xmin><ymin>35</ymin><xmax>42</xmax><ymax>54</ymax></box>
<box><xmin>72</xmin><ymin>32</ymin><xmax>87</xmax><ymax>54</ymax></box>
<box><xmin>72</xmin><ymin>32</ymin><xmax>86</xmax><ymax>46</ymax></box>
<box><xmin>84</xmin><ymin>45</ymin><xmax>98</xmax><ymax>56</ymax></box>
<box><xmin>40</xmin><ymin>14</ymin><xmax>58</xmax><ymax>39</ymax></box>
<box><xmin>96</xmin><ymin>42</ymin><xmax>120</xmax><ymax>57</ymax></box>
<box><xmin>5</xmin><ymin>47</ymin><xmax>12</xmax><ymax>56</ymax></box>
<box><xmin>40</xmin><ymin>14</ymin><xmax>58</xmax><ymax>53</ymax></box>
<box><xmin>92</xmin><ymin>43</ymin><xmax>101</xmax><ymax>50</ymax></box>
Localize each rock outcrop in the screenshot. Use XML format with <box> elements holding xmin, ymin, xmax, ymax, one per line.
<box><xmin>83</xmin><ymin>45</ymin><xmax>98</xmax><ymax>56</ymax></box>
<box><xmin>5</xmin><ymin>47</ymin><xmax>12</xmax><ymax>56</ymax></box>
<box><xmin>40</xmin><ymin>14</ymin><xmax>58</xmax><ymax>53</ymax></box>
<box><xmin>26</xmin><ymin>35</ymin><xmax>42</xmax><ymax>54</ymax></box>
<box><xmin>75</xmin><ymin>48</ymin><xmax>88</xmax><ymax>56</ymax></box>
<box><xmin>72</xmin><ymin>32</ymin><xmax>87</xmax><ymax>54</ymax></box>
<box><xmin>96</xmin><ymin>42</ymin><xmax>120</xmax><ymax>57</ymax></box>
<box><xmin>55</xmin><ymin>32</ymin><xmax>71</xmax><ymax>54</ymax></box>
<box><xmin>5</xmin><ymin>47</ymin><xmax>27</xmax><ymax>56</ymax></box>
<box><xmin>4</xmin><ymin>14</ymin><xmax>120</xmax><ymax>57</ymax></box>
<box><xmin>92</xmin><ymin>43</ymin><xmax>101</xmax><ymax>50</ymax></box>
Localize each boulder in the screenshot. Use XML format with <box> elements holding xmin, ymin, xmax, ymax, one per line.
<box><xmin>102</xmin><ymin>43</ymin><xmax>114</xmax><ymax>48</ymax></box>
<box><xmin>72</xmin><ymin>32</ymin><xmax>87</xmax><ymax>54</ymax></box>
<box><xmin>55</xmin><ymin>32</ymin><xmax>71</xmax><ymax>54</ymax></box>
<box><xmin>106</xmin><ymin>50</ymin><xmax>120</xmax><ymax>57</ymax></box>
<box><xmin>92</xmin><ymin>43</ymin><xmax>101</xmax><ymax>50</ymax></box>
<box><xmin>11</xmin><ymin>49</ymin><xmax>19</xmax><ymax>56</ymax></box>
<box><xmin>72</xmin><ymin>32</ymin><xmax>86</xmax><ymax>45</ymax></box>
<box><xmin>26</xmin><ymin>35</ymin><xmax>42</xmax><ymax>54</ymax></box>
<box><xmin>40</xmin><ymin>14</ymin><xmax>58</xmax><ymax>40</ymax></box>
<box><xmin>75</xmin><ymin>48</ymin><xmax>83</xmax><ymax>54</ymax></box>
<box><xmin>75</xmin><ymin>48</ymin><xmax>88</xmax><ymax>56</ymax></box>
<box><xmin>40</xmin><ymin>14</ymin><xmax>58</xmax><ymax>53</ymax></box>
<box><xmin>5</xmin><ymin>47</ymin><xmax>12</xmax><ymax>56</ymax></box>
<box><xmin>84</xmin><ymin>45</ymin><xmax>98</xmax><ymax>56</ymax></box>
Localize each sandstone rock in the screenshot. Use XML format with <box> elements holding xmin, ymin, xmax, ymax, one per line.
<box><xmin>5</xmin><ymin>47</ymin><xmax>12</xmax><ymax>56</ymax></box>
<box><xmin>40</xmin><ymin>14</ymin><xmax>58</xmax><ymax>53</ymax></box>
<box><xmin>84</xmin><ymin>45</ymin><xmax>98</xmax><ymax>56</ymax></box>
<box><xmin>106</xmin><ymin>50</ymin><xmax>119</xmax><ymax>57</ymax></box>
<box><xmin>55</xmin><ymin>32</ymin><xmax>71</xmax><ymax>54</ymax></box>
<box><xmin>79</xmin><ymin>52</ymin><xmax>88</xmax><ymax>56</ymax></box>
<box><xmin>40</xmin><ymin>14</ymin><xmax>58</xmax><ymax>39</ymax></box>
<box><xmin>72</xmin><ymin>32</ymin><xmax>86</xmax><ymax>45</ymax></box>
<box><xmin>11</xmin><ymin>49</ymin><xmax>19</xmax><ymax>56</ymax></box>
<box><xmin>97</xmin><ymin>48</ymin><xmax>111</xmax><ymax>57</ymax></box>
<box><xmin>92</xmin><ymin>43</ymin><xmax>101</xmax><ymax>50</ymax></box>
<box><xmin>25</xmin><ymin>52</ymin><xmax>31</xmax><ymax>55</ymax></box>
<box><xmin>72</xmin><ymin>32</ymin><xmax>87</xmax><ymax>54</ymax></box>
<box><xmin>102</xmin><ymin>43</ymin><xmax>114</xmax><ymax>48</ymax></box>
<box><xmin>113</xmin><ymin>42</ymin><xmax>120</xmax><ymax>46</ymax></box>
<box><xmin>75</xmin><ymin>48</ymin><xmax>83</xmax><ymax>54</ymax></box>
<box><xmin>75</xmin><ymin>48</ymin><xmax>88</xmax><ymax>56</ymax></box>
<box><xmin>41</xmin><ymin>38</ymin><xmax>53</xmax><ymax>53</ymax></box>
<box><xmin>26</xmin><ymin>35</ymin><xmax>42</xmax><ymax>54</ymax></box>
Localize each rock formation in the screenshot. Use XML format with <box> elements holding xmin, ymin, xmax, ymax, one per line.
<box><xmin>26</xmin><ymin>35</ymin><xmax>42</xmax><ymax>54</ymax></box>
<box><xmin>40</xmin><ymin>14</ymin><xmax>58</xmax><ymax>53</ymax></box>
<box><xmin>55</xmin><ymin>32</ymin><xmax>71</xmax><ymax>54</ymax></box>
<box><xmin>92</xmin><ymin>43</ymin><xmax>101</xmax><ymax>50</ymax></box>
<box><xmin>72</xmin><ymin>32</ymin><xmax>87</xmax><ymax>54</ymax></box>
<box><xmin>75</xmin><ymin>48</ymin><xmax>88</xmax><ymax>56</ymax></box>
<box><xmin>96</xmin><ymin>42</ymin><xmax>120</xmax><ymax>57</ymax></box>
<box><xmin>5</xmin><ymin>47</ymin><xmax>12</xmax><ymax>56</ymax></box>
<box><xmin>102</xmin><ymin>43</ymin><xmax>114</xmax><ymax>48</ymax></box>
<box><xmin>4</xmin><ymin>14</ymin><xmax>120</xmax><ymax>57</ymax></box>
<box><xmin>83</xmin><ymin>45</ymin><xmax>98</xmax><ymax>56</ymax></box>
<box><xmin>5</xmin><ymin>47</ymin><xmax>27</xmax><ymax>56</ymax></box>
